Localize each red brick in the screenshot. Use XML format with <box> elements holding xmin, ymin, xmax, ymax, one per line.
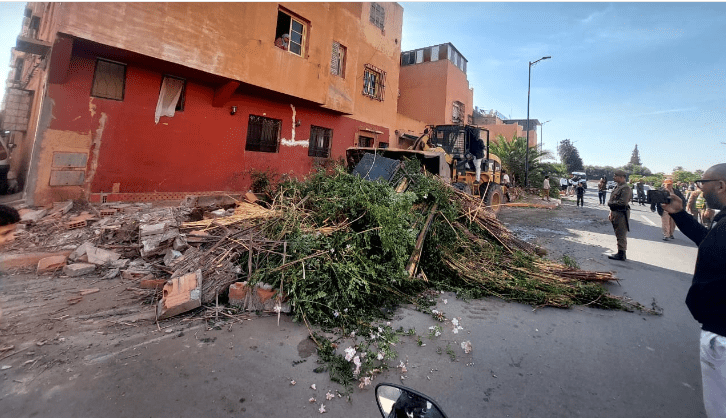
<box><xmin>156</xmin><ymin>270</ymin><xmax>202</xmax><ymax>319</ymax></box>
<box><xmin>228</xmin><ymin>282</ymin><xmax>249</xmax><ymax>305</ymax></box>
<box><xmin>36</xmin><ymin>255</ymin><xmax>68</xmax><ymax>274</ymax></box>
<box><xmin>0</xmin><ymin>251</ymin><xmax>73</xmax><ymax>272</ymax></box>
<box><xmin>139</xmin><ymin>279</ymin><xmax>167</xmax><ymax>289</ymax></box>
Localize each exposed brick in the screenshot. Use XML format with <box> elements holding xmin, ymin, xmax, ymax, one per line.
<box><xmin>0</xmin><ymin>250</ymin><xmax>73</xmax><ymax>272</ymax></box>
<box><xmin>139</xmin><ymin>279</ymin><xmax>167</xmax><ymax>289</ymax></box>
<box><xmin>156</xmin><ymin>270</ymin><xmax>202</xmax><ymax>320</ymax></box>
<box><xmin>36</xmin><ymin>255</ymin><xmax>68</xmax><ymax>274</ymax></box>
<box><xmin>228</xmin><ymin>282</ymin><xmax>250</xmax><ymax>306</ymax></box>
<box><xmin>63</xmin><ymin>263</ymin><xmax>96</xmax><ymax>277</ymax></box>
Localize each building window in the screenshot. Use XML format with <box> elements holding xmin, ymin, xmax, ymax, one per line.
<box><xmin>378</xmin><ymin>142</ymin><xmax>389</xmax><ymax>149</ymax></box>
<box><xmin>13</xmin><ymin>58</ymin><xmax>24</xmax><ymax>83</ymax></box>
<box><xmin>160</xmin><ymin>75</ymin><xmax>186</xmax><ymax>111</ymax></box>
<box><xmin>363</xmin><ymin>64</ymin><xmax>385</xmax><ymax>101</ymax></box>
<box><xmin>452</xmin><ymin>101</ymin><xmax>465</xmax><ymax>123</ymax></box>
<box><xmin>370</xmin><ymin>3</ymin><xmax>385</xmax><ymax>30</ymax></box>
<box><xmin>276</xmin><ymin>9</ymin><xmax>307</xmax><ymax>57</ymax></box>
<box><xmin>331</xmin><ymin>42</ymin><xmax>346</xmax><ymax>78</ymax></box>
<box><xmin>308</xmin><ymin>125</ymin><xmax>333</xmax><ymax>158</ymax></box>
<box><xmin>91</xmin><ymin>59</ymin><xmax>126</xmax><ymax>101</ymax></box>
<box><xmin>358</xmin><ymin>136</ymin><xmax>374</xmax><ymax>147</ymax></box>
<box><xmin>401</xmin><ymin>51</ymin><xmax>415</xmax><ymax>66</ymax></box>
<box><xmin>415</xmin><ymin>49</ymin><xmax>423</xmax><ymax>64</ymax></box>
<box><xmin>245</xmin><ymin>115</ymin><xmax>282</xmax><ymax>153</ymax></box>
<box><xmin>431</xmin><ymin>45</ymin><xmax>439</xmax><ymax>62</ymax></box>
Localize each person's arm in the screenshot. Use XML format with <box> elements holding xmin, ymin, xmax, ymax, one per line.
<box><xmin>664</xmin><ymin>192</ymin><xmax>709</xmax><ymax>244</ymax></box>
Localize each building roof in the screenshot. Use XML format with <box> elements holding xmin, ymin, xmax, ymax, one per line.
<box><xmin>503</xmin><ymin>119</ymin><xmax>541</xmax><ymax>129</ymax></box>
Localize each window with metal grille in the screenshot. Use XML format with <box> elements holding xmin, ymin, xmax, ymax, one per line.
<box><xmin>91</xmin><ymin>59</ymin><xmax>126</xmax><ymax>101</ymax></box>
<box><xmin>452</xmin><ymin>101</ymin><xmax>465</xmax><ymax>123</ymax></box>
<box><xmin>370</xmin><ymin>3</ymin><xmax>385</xmax><ymax>30</ymax></box>
<box><xmin>363</xmin><ymin>64</ymin><xmax>385</xmax><ymax>101</ymax></box>
<box><xmin>245</xmin><ymin>115</ymin><xmax>282</xmax><ymax>153</ymax></box>
<box><xmin>276</xmin><ymin>10</ymin><xmax>307</xmax><ymax>57</ymax></box>
<box><xmin>308</xmin><ymin>125</ymin><xmax>333</xmax><ymax>158</ymax></box>
<box><xmin>331</xmin><ymin>42</ymin><xmax>346</xmax><ymax>77</ymax></box>
<box><xmin>358</xmin><ymin>136</ymin><xmax>374</xmax><ymax>147</ymax></box>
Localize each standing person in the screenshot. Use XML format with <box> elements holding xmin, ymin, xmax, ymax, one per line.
<box><xmin>661</xmin><ymin>163</ymin><xmax>726</xmax><ymax>418</ymax></box>
<box><xmin>542</xmin><ymin>175</ymin><xmax>551</xmax><ymax>201</ymax></box>
<box><xmin>607</xmin><ymin>169</ymin><xmax>631</xmax><ymax>260</ymax></box>
<box><xmin>597</xmin><ymin>177</ymin><xmax>607</xmax><ymax>205</ymax></box>
<box><xmin>576</xmin><ymin>180</ymin><xmax>585</xmax><ymax>207</ymax></box>
<box><xmin>567</xmin><ymin>175</ymin><xmax>576</xmax><ymax>196</ymax></box>
<box><xmin>501</xmin><ymin>170</ymin><xmax>511</xmax><ymax>202</ymax></box>
<box><xmin>660</xmin><ymin>179</ymin><xmax>685</xmax><ymax>241</ymax></box>
<box><xmin>560</xmin><ymin>176</ymin><xmax>569</xmax><ymax>196</ymax></box>
<box><xmin>471</xmin><ymin>134</ymin><xmax>486</xmax><ymax>185</ymax></box>
<box><xmin>0</xmin><ymin>204</ymin><xmax>20</xmax><ymax>245</ymax></box>
<box><xmin>687</xmin><ymin>187</ymin><xmax>701</xmax><ymax>222</ymax></box>
<box><xmin>636</xmin><ymin>179</ymin><xmax>646</xmax><ymax>206</ymax></box>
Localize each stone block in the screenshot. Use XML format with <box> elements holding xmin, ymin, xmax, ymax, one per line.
<box><xmin>63</xmin><ymin>263</ymin><xmax>96</xmax><ymax>277</ymax></box>
<box><xmin>156</xmin><ymin>270</ymin><xmax>202</xmax><ymax>320</ymax></box>
<box><xmin>140</xmin><ymin>228</ymin><xmax>180</xmax><ymax>258</ymax></box>
<box><xmin>228</xmin><ymin>282</ymin><xmax>250</xmax><ymax>306</ymax></box>
<box><xmin>139</xmin><ymin>222</ymin><xmax>170</xmax><ymax>237</ymax></box>
<box><xmin>20</xmin><ymin>209</ymin><xmax>48</xmax><ymax>223</ymax></box>
<box><xmin>86</xmin><ymin>246</ymin><xmax>121</xmax><ymax>266</ymax></box>
<box><xmin>69</xmin><ymin>242</ymin><xmax>93</xmax><ymax>261</ymax></box>
<box><xmin>37</xmin><ymin>255</ymin><xmax>68</xmax><ymax>274</ymax></box>
<box><xmin>163</xmin><ymin>249</ymin><xmax>182</xmax><ymax>266</ymax></box>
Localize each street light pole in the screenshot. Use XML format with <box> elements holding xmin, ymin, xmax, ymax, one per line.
<box><xmin>540</xmin><ymin>120</ymin><xmax>550</xmax><ymax>153</ymax></box>
<box><xmin>524</xmin><ymin>56</ymin><xmax>550</xmax><ymax>187</ymax></box>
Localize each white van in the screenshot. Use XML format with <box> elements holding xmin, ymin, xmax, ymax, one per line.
<box><xmin>572</xmin><ymin>171</ymin><xmax>587</xmax><ymax>189</ymax></box>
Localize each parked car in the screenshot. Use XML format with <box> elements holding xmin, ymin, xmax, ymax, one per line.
<box><xmin>607</xmin><ymin>181</ymin><xmax>617</xmax><ymax>190</ymax></box>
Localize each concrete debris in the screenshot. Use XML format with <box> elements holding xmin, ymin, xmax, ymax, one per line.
<box><xmin>228</xmin><ymin>281</ymin><xmax>291</xmax><ymax>313</ymax></box>
<box><xmin>63</xmin><ymin>263</ymin><xmax>96</xmax><ymax>277</ymax></box>
<box><xmin>36</xmin><ymin>255</ymin><xmax>68</xmax><ymax>274</ymax></box>
<box><xmin>20</xmin><ymin>208</ymin><xmax>48</xmax><ymax>223</ymax></box>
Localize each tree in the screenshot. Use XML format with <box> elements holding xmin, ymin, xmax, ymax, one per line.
<box><xmin>629</xmin><ymin>145</ymin><xmax>642</xmax><ymax>166</ymax></box>
<box><xmin>491</xmin><ymin>134</ymin><xmax>556</xmax><ymax>187</ymax></box>
<box><xmin>557</xmin><ymin>139</ymin><xmax>584</xmax><ymax>173</ymax></box>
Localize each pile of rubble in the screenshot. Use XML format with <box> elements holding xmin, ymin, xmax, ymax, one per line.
<box><xmin>3</xmin><ymin>193</ymin><xmax>286</xmax><ymax>320</ymax></box>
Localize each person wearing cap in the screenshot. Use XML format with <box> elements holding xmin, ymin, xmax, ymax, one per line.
<box><xmin>606</xmin><ymin>169</ymin><xmax>631</xmax><ymax>260</ymax></box>
<box><xmin>275</xmin><ymin>33</ymin><xmax>290</xmax><ymax>50</ymax></box>
<box><xmin>661</xmin><ymin>163</ymin><xmax>726</xmax><ymax>417</ymax></box>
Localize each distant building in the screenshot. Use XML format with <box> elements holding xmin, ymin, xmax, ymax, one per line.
<box><xmin>471</xmin><ymin>108</ymin><xmax>539</xmax><ymax>147</ymax></box>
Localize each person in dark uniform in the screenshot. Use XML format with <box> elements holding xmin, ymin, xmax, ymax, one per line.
<box><xmin>607</xmin><ymin>169</ymin><xmax>632</xmax><ymax>260</ymax></box>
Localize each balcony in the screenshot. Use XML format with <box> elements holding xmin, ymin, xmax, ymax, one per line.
<box><xmin>15</xmin><ymin>35</ymin><xmax>52</xmax><ymax>56</ymax></box>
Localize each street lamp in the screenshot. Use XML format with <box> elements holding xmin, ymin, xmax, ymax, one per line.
<box><xmin>525</xmin><ymin>56</ymin><xmax>550</xmax><ymax>187</ymax></box>
<box><xmin>539</xmin><ymin>120</ymin><xmax>550</xmax><ymax>153</ymax></box>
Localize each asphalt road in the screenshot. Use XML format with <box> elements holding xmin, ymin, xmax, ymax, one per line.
<box><xmin>0</xmin><ymin>186</ymin><xmax>706</xmax><ymax>417</ymax></box>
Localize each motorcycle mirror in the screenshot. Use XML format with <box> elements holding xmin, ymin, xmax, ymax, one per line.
<box><xmin>375</xmin><ymin>383</ymin><xmax>446</xmax><ymax>418</ymax></box>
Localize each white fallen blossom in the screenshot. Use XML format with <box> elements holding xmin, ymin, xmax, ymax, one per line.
<box><xmin>377</xmin><ymin>352</ymin><xmax>385</xmax><ymax>360</ymax></box>
<box><xmin>311</xmin><ymin>384</ymin><xmax>317</xmax><ymax>390</ymax></box>
<box><xmin>461</xmin><ymin>341</ymin><xmax>472</xmax><ymax>354</ymax></box>
<box><xmin>319</xmin><ymin>404</ymin><xmax>326</xmax><ymax>414</ymax></box>
<box><xmin>290</xmin><ymin>380</ymin><xmax>296</xmax><ymax>385</ymax></box>
<box><xmin>309</xmin><ymin>397</ymin><xmax>317</xmax><ymax>403</ymax></box>
<box><xmin>398</xmin><ymin>361</ymin><xmax>407</xmax><ymax>373</ymax></box>
<box><xmin>344</xmin><ymin>347</ymin><xmax>356</xmax><ymax>362</ymax></box>
<box><xmin>326</xmin><ymin>391</ymin><xmax>335</xmax><ymax>400</ymax></box>
<box><xmin>443</xmin><ymin>299</ymin><xmax>448</xmax><ymax>304</ymax></box>
<box><xmin>353</xmin><ymin>355</ymin><xmax>362</xmax><ymax>376</ymax></box>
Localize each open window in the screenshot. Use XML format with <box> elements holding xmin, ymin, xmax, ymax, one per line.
<box><xmin>358</xmin><ymin>135</ymin><xmax>374</xmax><ymax>147</ymax></box>
<box><xmin>246</xmin><ymin>115</ymin><xmax>282</xmax><ymax>153</ymax></box>
<box><xmin>90</xmin><ymin>59</ymin><xmax>126</xmax><ymax>101</ymax></box>
<box><xmin>275</xmin><ymin>9</ymin><xmax>307</xmax><ymax>57</ymax></box>
<box><xmin>363</xmin><ymin>64</ymin><xmax>385</xmax><ymax>101</ymax></box>
<box><xmin>308</xmin><ymin>126</ymin><xmax>333</xmax><ymax>158</ymax></box>
<box><xmin>154</xmin><ymin>76</ymin><xmax>185</xmax><ymax>123</ymax></box>
<box><xmin>331</xmin><ymin>41</ymin><xmax>346</xmax><ymax>78</ymax></box>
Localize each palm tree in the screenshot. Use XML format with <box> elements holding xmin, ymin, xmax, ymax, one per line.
<box><xmin>490</xmin><ymin>134</ymin><xmax>555</xmax><ymax>187</ymax></box>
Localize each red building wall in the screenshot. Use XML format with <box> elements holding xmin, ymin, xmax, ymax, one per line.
<box><xmin>43</xmin><ymin>53</ymin><xmax>386</xmax><ymax>202</ymax></box>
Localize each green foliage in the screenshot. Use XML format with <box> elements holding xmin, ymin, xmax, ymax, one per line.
<box><xmin>673</xmin><ymin>170</ymin><xmax>700</xmax><ymax>184</ymax></box>
<box><xmin>629</xmin><ymin>145</ymin><xmax>642</xmax><ymax>166</ymax></box>
<box><xmin>490</xmin><ymin>134</ymin><xmax>554</xmax><ymax>187</ymax></box>
<box><xmin>558</xmin><ymin>139</ymin><xmax>584</xmax><ymax>173</ymax></box>
<box><xmin>561</xmin><ymin>254</ymin><xmax>579</xmax><ymax>269</ymax></box>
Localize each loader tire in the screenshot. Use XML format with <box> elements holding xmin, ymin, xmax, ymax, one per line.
<box><xmin>452</xmin><ymin>182</ymin><xmax>472</xmax><ymax>195</ymax></box>
<box><xmin>481</xmin><ymin>183</ymin><xmax>503</xmax><ymax>214</ymax></box>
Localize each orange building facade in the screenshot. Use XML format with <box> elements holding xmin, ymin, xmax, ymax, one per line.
<box><xmin>2</xmin><ymin>2</ymin><xmax>405</xmax><ymax>205</ymax></box>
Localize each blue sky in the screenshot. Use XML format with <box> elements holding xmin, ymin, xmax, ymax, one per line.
<box><xmin>1</xmin><ymin>2</ymin><xmax>724</xmax><ymax>174</ymax></box>
<box><xmin>401</xmin><ymin>2</ymin><xmax>726</xmax><ymax>174</ymax></box>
